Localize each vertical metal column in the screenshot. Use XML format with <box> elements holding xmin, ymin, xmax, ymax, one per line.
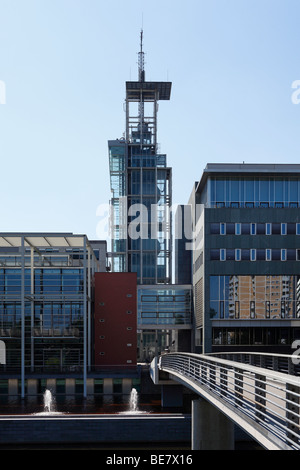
<box><xmin>88</xmin><ymin>246</ymin><xmax>91</xmax><ymax>371</ymax></box>
<box><xmin>234</xmin><ymin>368</ymin><xmax>243</xmax><ymax>407</ymax></box>
<box><xmin>286</xmin><ymin>383</ymin><xmax>300</xmax><ymax>445</ymax></box>
<box><xmin>30</xmin><ymin>247</ymin><xmax>34</xmax><ymax>372</ymax></box>
<box><xmin>83</xmin><ymin>236</ymin><xmax>87</xmax><ymax>397</ymax></box>
<box><xmin>21</xmin><ymin>236</ymin><xmax>25</xmax><ymax>398</ymax></box>
<box><xmin>255</xmin><ymin>374</ymin><xmax>266</xmax><ymax>422</ymax></box>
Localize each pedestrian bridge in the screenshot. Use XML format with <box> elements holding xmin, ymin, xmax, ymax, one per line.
<box><xmin>150</xmin><ymin>352</ymin><xmax>300</xmax><ymax>450</ymax></box>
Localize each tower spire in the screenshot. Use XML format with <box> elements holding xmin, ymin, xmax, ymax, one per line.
<box><xmin>138</xmin><ymin>29</ymin><xmax>145</xmax><ymax>82</ymax></box>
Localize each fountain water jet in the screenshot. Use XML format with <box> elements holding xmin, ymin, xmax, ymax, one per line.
<box><xmin>129</xmin><ymin>388</ymin><xmax>138</xmax><ymax>412</ymax></box>
<box><xmin>33</xmin><ymin>389</ymin><xmax>63</xmax><ymax>416</ymax></box>
<box><xmin>119</xmin><ymin>388</ymin><xmax>148</xmax><ymax>415</ymax></box>
<box><xmin>43</xmin><ymin>389</ymin><xmax>53</xmax><ymax>413</ymax></box>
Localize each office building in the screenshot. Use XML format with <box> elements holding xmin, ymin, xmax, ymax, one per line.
<box><xmin>0</xmin><ymin>233</ymin><xmax>104</xmax><ymax>397</ymax></box>
<box><xmin>108</xmin><ymin>32</ymin><xmax>193</xmax><ymax>361</ymax></box>
<box><xmin>108</xmin><ymin>31</ymin><xmax>172</xmax><ymax>284</ymax></box>
<box><xmin>187</xmin><ymin>163</ymin><xmax>300</xmax><ymax>354</ymax></box>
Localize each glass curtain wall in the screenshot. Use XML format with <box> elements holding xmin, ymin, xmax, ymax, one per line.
<box><xmin>210</xmin><ymin>275</ymin><xmax>299</xmax><ymax>320</ymax></box>
<box><xmin>0</xmin><ymin>247</ymin><xmax>90</xmax><ymax>374</ymax></box>
<box><xmin>208</xmin><ymin>177</ymin><xmax>300</xmax><ymax>207</ymax></box>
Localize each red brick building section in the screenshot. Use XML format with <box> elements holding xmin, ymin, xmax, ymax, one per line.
<box><xmin>94</xmin><ymin>272</ymin><xmax>137</xmax><ymax>368</ymax></box>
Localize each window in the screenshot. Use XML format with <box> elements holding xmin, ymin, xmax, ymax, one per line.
<box><xmin>235</xmin><ymin>249</ymin><xmax>241</xmax><ymax>261</ymax></box>
<box><xmin>281</xmin><ymin>249</ymin><xmax>287</xmax><ymax>261</ymax></box>
<box><xmin>250</xmin><ymin>223</ymin><xmax>256</xmax><ymax>235</ymax></box>
<box><xmin>220</xmin><ymin>249</ymin><xmax>226</xmax><ymax>261</ymax></box>
<box><xmin>266</xmin><ymin>249</ymin><xmax>272</xmax><ymax>261</ymax></box>
<box><xmin>257</xmin><ymin>223</ymin><xmax>265</xmax><ymax>234</ymax></box>
<box><xmin>235</xmin><ymin>301</ymin><xmax>240</xmax><ymax>319</ymax></box>
<box><xmin>250</xmin><ymin>249</ymin><xmax>256</xmax><ymax>261</ymax></box>
<box><xmin>210</xmin><ymin>223</ymin><xmax>220</xmax><ymax>234</ymax></box>
<box><xmin>250</xmin><ymin>301</ymin><xmax>255</xmax><ymax>319</ymax></box>
<box><xmin>220</xmin><ymin>223</ymin><xmax>226</xmax><ymax>235</ymax></box>
<box><xmin>265</xmin><ymin>301</ymin><xmax>270</xmax><ymax>319</ymax></box>
<box><xmin>241</xmin><ymin>249</ymin><xmax>250</xmax><ymax>260</ymax></box>
<box><xmin>235</xmin><ymin>223</ymin><xmax>241</xmax><ymax>235</ymax></box>
<box><xmin>281</xmin><ymin>223</ymin><xmax>287</xmax><ymax>235</ymax></box>
<box><xmin>272</xmin><ymin>249</ymin><xmax>280</xmax><ymax>261</ymax></box>
<box><xmin>241</xmin><ymin>223</ymin><xmax>250</xmax><ymax>234</ymax></box>
<box><xmin>226</xmin><ymin>223</ymin><xmax>235</xmax><ymax>234</ymax></box>
<box><xmin>210</xmin><ymin>249</ymin><xmax>220</xmax><ymax>260</ymax></box>
<box><xmin>226</xmin><ymin>249</ymin><xmax>235</xmax><ymax>261</ymax></box>
<box><xmin>266</xmin><ymin>223</ymin><xmax>271</xmax><ymax>235</ymax></box>
<box><xmin>257</xmin><ymin>249</ymin><xmax>265</xmax><ymax>260</ymax></box>
<box><xmin>297</xmin><ymin>223</ymin><xmax>300</xmax><ymax>235</ymax></box>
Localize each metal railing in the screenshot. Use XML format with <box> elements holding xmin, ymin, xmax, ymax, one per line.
<box><xmin>158</xmin><ymin>352</ymin><xmax>300</xmax><ymax>450</ymax></box>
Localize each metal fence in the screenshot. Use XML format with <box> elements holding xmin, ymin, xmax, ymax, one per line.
<box><xmin>159</xmin><ymin>352</ymin><xmax>300</xmax><ymax>450</ymax></box>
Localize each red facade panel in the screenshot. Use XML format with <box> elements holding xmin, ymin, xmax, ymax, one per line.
<box><xmin>94</xmin><ymin>272</ymin><xmax>137</xmax><ymax>368</ymax></box>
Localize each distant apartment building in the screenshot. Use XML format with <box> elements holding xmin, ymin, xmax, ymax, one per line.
<box><xmin>185</xmin><ymin>163</ymin><xmax>300</xmax><ymax>354</ymax></box>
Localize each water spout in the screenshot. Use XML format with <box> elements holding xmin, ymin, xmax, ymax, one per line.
<box><xmin>43</xmin><ymin>389</ymin><xmax>53</xmax><ymax>413</ymax></box>
<box><xmin>129</xmin><ymin>388</ymin><xmax>138</xmax><ymax>412</ymax></box>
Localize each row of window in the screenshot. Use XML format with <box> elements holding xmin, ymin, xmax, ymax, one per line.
<box><xmin>212</xmin><ymin>327</ymin><xmax>299</xmax><ymax>346</ymax></box>
<box><xmin>211</xmin><ymin>248</ymin><xmax>300</xmax><ymax>261</ymax></box>
<box><xmin>211</xmin><ymin>222</ymin><xmax>300</xmax><ymax>236</ymax></box>
<box><xmin>211</xmin><ymin>202</ymin><xmax>299</xmax><ymax>208</ymax></box>
<box><xmin>210</xmin><ymin>300</ymin><xmax>299</xmax><ymax>319</ymax></box>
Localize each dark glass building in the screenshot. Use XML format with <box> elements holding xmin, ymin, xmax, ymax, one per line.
<box><xmin>187</xmin><ymin>163</ymin><xmax>300</xmax><ymax>354</ymax></box>
<box><xmin>108</xmin><ymin>33</ymin><xmax>193</xmax><ymax>361</ymax></box>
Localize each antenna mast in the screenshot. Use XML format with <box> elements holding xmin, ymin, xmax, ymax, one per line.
<box><xmin>138</xmin><ymin>29</ymin><xmax>145</xmax><ymax>140</ymax></box>
<box><xmin>138</xmin><ymin>29</ymin><xmax>145</xmax><ymax>82</ymax></box>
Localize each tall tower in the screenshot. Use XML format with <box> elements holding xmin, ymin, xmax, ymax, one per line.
<box><xmin>108</xmin><ymin>31</ymin><xmax>172</xmax><ymax>284</ymax></box>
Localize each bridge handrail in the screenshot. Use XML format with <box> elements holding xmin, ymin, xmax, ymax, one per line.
<box><xmin>158</xmin><ymin>352</ymin><xmax>300</xmax><ymax>450</ymax></box>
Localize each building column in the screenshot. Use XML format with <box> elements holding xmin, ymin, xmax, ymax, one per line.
<box><xmin>46</xmin><ymin>379</ymin><xmax>56</xmax><ymax>394</ymax></box>
<box><xmin>102</xmin><ymin>378</ymin><xmax>114</xmax><ymax>404</ymax></box>
<box><xmin>86</xmin><ymin>378</ymin><xmax>94</xmax><ymax>395</ymax></box>
<box><xmin>27</xmin><ymin>379</ymin><xmax>38</xmax><ymax>397</ymax></box>
<box><xmin>192</xmin><ymin>398</ymin><xmax>234</xmax><ymax>450</ymax></box>
<box><xmin>122</xmin><ymin>378</ymin><xmax>132</xmax><ymax>395</ymax></box>
<box><xmin>65</xmin><ymin>378</ymin><xmax>76</xmax><ymax>396</ymax></box>
<box><xmin>8</xmin><ymin>379</ymin><xmax>19</xmax><ymax>396</ymax></box>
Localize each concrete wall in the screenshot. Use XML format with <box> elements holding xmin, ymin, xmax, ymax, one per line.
<box><xmin>0</xmin><ymin>415</ymin><xmax>191</xmax><ymax>445</ymax></box>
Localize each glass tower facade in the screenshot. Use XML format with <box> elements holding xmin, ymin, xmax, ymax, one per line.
<box><xmin>108</xmin><ymin>32</ymin><xmax>172</xmax><ymax>285</ymax></box>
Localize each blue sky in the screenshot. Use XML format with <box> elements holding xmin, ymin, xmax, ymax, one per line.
<box><xmin>0</xmin><ymin>0</ymin><xmax>300</xmax><ymax>240</ymax></box>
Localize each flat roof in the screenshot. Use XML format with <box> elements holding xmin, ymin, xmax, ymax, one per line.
<box><xmin>205</xmin><ymin>163</ymin><xmax>300</xmax><ymax>173</ymax></box>
<box><xmin>197</xmin><ymin>163</ymin><xmax>300</xmax><ymax>193</ymax></box>
<box><xmin>126</xmin><ymin>81</ymin><xmax>172</xmax><ymax>100</ymax></box>
<box><xmin>0</xmin><ymin>233</ymin><xmax>88</xmax><ymax>249</ymax></box>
